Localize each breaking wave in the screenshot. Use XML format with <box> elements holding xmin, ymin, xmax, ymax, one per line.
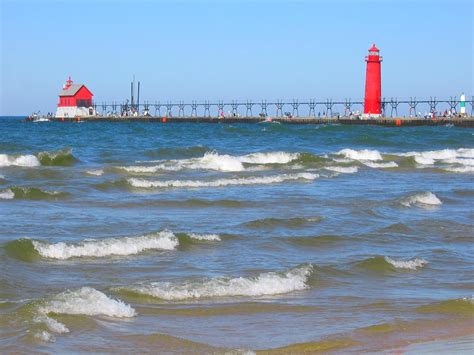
<box><xmin>399</xmin><ymin>148</ymin><xmax>474</xmax><ymax>162</ymax></box>
<box><xmin>0</xmin><ymin>187</ymin><xmax>70</xmax><ymax>200</ymax></box>
<box><xmin>0</xmin><ymin>189</ymin><xmax>14</xmax><ymax>199</ymax></box>
<box><xmin>363</xmin><ymin>161</ymin><xmax>398</xmax><ymax>168</ymax></box>
<box><xmin>0</xmin><ymin>148</ymin><xmax>77</xmax><ymax>168</ymax></box>
<box><xmin>384</xmin><ymin>257</ymin><xmax>428</xmax><ymax>270</ymax></box>
<box><xmin>0</xmin><ymin>153</ymin><xmax>40</xmax><ymax>167</ymax></box>
<box><xmin>33</xmin><ymin>287</ymin><xmax>135</xmax><ymax>339</ymax></box>
<box><xmin>37</xmin><ymin>148</ymin><xmax>77</xmax><ymax>166</ymax></box>
<box><xmin>85</xmin><ymin>169</ymin><xmax>104</xmax><ymax>176</ymax></box>
<box><xmin>337</xmin><ymin>149</ymin><xmax>383</xmax><ymax>161</ymax></box>
<box><xmin>357</xmin><ymin>256</ymin><xmax>427</xmax><ymax>272</ymax></box>
<box><xmin>397</xmin><ymin>148</ymin><xmax>474</xmax><ymax>172</ymax></box>
<box><xmin>187</xmin><ymin>233</ymin><xmax>221</xmax><ymax>241</ymax></box>
<box><xmin>115</xmin><ymin>264</ymin><xmax>313</xmax><ymax>300</ymax></box>
<box><xmin>400</xmin><ymin>192</ymin><xmax>442</xmax><ymax>208</ymax></box>
<box><xmin>121</xmin><ymin>151</ymin><xmax>300</xmax><ymax>173</ymax></box>
<box><xmin>127</xmin><ymin>173</ymin><xmax>318</xmax><ymax>189</ymax></box>
<box><xmin>443</xmin><ymin>166</ymin><xmax>474</xmax><ymax>173</ymax></box>
<box><xmin>145</xmin><ymin>145</ymin><xmax>210</xmax><ymax>159</ymax></box>
<box><xmin>325</xmin><ymin>166</ymin><xmax>358</xmax><ymax>174</ymax></box>
<box><xmin>5</xmin><ymin>231</ymin><xmax>178</xmax><ymax>260</ymax></box>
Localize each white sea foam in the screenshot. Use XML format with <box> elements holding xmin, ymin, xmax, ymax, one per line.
<box><xmin>31</xmin><ymin>230</ymin><xmax>178</xmax><ymax>259</ymax></box>
<box><xmin>400</xmin><ymin>148</ymin><xmax>474</xmax><ymax>165</ymax></box>
<box><xmin>0</xmin><ymin>153</ymin><xmax>40</xmax><ymax>167</ymax></box>
<box><xmin>441</xmin><ymin>158</ymin><xmax>474</xmax><ymax>166</ymax></box>
<box><xmin>38</xmin><ymin>287</ymin><xmax>136</xmax><ymax>318</ymax></box>
<box><xmin>121</xmin><ymin>165</ymin><xmax>164</xmax><ymax>173</ymax></box>
<box><xmin>188</xmin><ymin>233</ymin><xmax>221</xmax><ymax>241</ymax></box>
<box><xmin>325</xmin><ymin>166</ymin><xmax>358</xmax><ymax>174</ymax></box>
<box><xmin>363</xmin><ymin>161</ymin><xmax>398</xmax><ymax>168</ymax></box>
<box><xmin>34</xmin><ymin>314</ymin><xmax>70</xmax><ymax>334</ymax></box>
<box><xmin>185</xmin><ymin>152</ymin><xmax>245</xmax><ymax>171</ymax></box>
<box><xmin>443</xmin><ymin>166</ymin><xmax>474</xmax><ymax>173</ymax></box>
<box><xmin>337</xmin><ymin>149</ymin><xmax>383</xmax><ymax>161</ymax></box>
<box><xmin>456</xmin><ymin>148</ymin><xmax>474</xmax><ymax>158</ymax></box>
<box><xmin>385</xmin><ymin>257</ymin><xmax>428</xmax><ymax>270</ymax></box>
<box><xmin>34</xmin><ymin>330</ymin><xmax>56</xmax><ymax>342</ymax></box>
<box><xmin>85</xmin><ymin>169</ymin><xmax>104</xmax><ymax>176</ymax></box>
<box><xmin>239</xmin><ymin>152</ymin><xmax>299</xmax><ymax>165</ymax></box>
<box><xmin>123</xmin><ymin>264</ymin><xmax>313</xmax><ymax>300</ymax></box>
<box><xmin>121</xmin><ymin>151</ymin><xmax>300</xmax><ymax>173</ymax></box>
<box><xmin>401</xmin><ymin>192</ymin><xmax>442</xmax><ymax>208</ymax></box>
<box><xmin>414</xmin><ymin>156</ymin><xmax>435</xmax><ymax>165</ymax></box>
<box><xmin>127</xmin><ymin>173</ymin><xmax>318</xmax><ymax>189</ymax></box>
<box><xmin>0</xmin><ymin>188</ymin><xmax>14</xmax><ymax>199</ymax></box>
<box><xmin>332</xmin><ymin>158</ymin><xmax>353</xmax><ymax>163</ymax></box>
<box><xmin>34</xmin><ymin>287</ymin><xmax>136</xmax><ymax>336</ymax></box>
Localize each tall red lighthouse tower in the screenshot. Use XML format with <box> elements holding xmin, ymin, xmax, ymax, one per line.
<box><xmin>363</xmin><ymin>44</ymin><xmax>382</xmax><ymax>117</ymax></box>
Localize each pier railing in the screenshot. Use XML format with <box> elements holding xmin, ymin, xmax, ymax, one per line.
<box><xmin>91</xmin><ymin>96</ymin><xmax>473</xmax><ymax>118</ymax></box>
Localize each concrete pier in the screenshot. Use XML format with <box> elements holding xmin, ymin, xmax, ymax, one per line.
<box><xmin>48</xmin><ymin>116</ymin><xmax>474</xmax><ymax>127</ymax></box>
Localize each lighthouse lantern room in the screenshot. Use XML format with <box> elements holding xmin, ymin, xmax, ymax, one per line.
<box><xmin>55</xmin><ymin>77</ymin><xmax>96</xmax><ymax>118</ymax></box>
<box><xmin>363</xmin><ymin>44</ymin><xmax>383</xmax><ymax>117</ymax></box>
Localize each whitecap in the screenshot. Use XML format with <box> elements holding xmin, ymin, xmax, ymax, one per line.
<box><xmin>385</xmin><ymin>257</ymin><xmax>428</xmax><ymax>270</ymax></box>
<box><xmin>32</xmin><ymin>230</ymin><xmax>178</xmax><ymax>259</ymax></box>
<box><xmin>337</xmin><ymin>149</ymin><xmax>383</xmax><ymax>161</ymax></box>
<box><xmin>127</xmin><ymin>173</ymin><xmax>318</xmax><ymax>189</ymax></box>
<box><xmin>414</xmin><ymin>156</ymin><xmax>435</xmax><ymax>165</ymax></box>
<box><xmin>188</xmin><ymin>233</ymin><xmax>221</xmax><ymax>241</ymax></box>
<box><xmin>325</xmin><ymin>166</ymin><xmax>358</xmax><ymax>174</ymax></box>
<box><xmin>441</xmin><ymin>158</ymin><xmax>474</xmax><ymax>166</ymax></box>
<box><xmin>34</xmin><ymin>287</ymin><xmax>135</xmax><ymax>336</ymax></box>
<box><xmin>85</xmin><ymin>169</ymin><xmax>104</xmax><ymax>176</ymax></box>
<box><xmin>400</xmin><ymin>148</ymin><xmax>474</xmax><ymax>163</ymax></box>
<box><xmin>34</xmin><ymin>330</ymin><xmax>56</xmax><ymax>342</ymax></box>
<box><xmin>443</xmin><ymin>166</ymin><xmax>474</xmax><ymax>173</ymax></box>
<box><xmin>0</xmin><ymin>189</ymin><xmax>14</xmax><ymax>199</ymax></box>
<box><xmin>0</xmin><ymin>153</ymin><xmax>40</xmax><ymax>167</ymax></box>
<box><xmin>332</xmin><ymin>158</ymin><xmax>353</xmax><ymax>163</ymax></box>
<box><xmin>400</xmin><ymin>192</ymin><xmax>442</xmax><ymax>208</ymax></box>
<box><xmin>38</xmin><ymin>287</ymin><xmax>136</xmax><ymax>318</ymax></box>
<box><xmin>121</xmin><ymin>151</ymin><xmax>300</xmax><ymax>173</ymax></box>
<box><xmin>457</xmin><ymin>148</ymin><xmax>474</xmax><ymax>158</ymax></box>
<box><xmin>239</xmin><ymin>152</ymin><xmax>299</xmax><ymax>165</ymax></box>
<box><xmin>121</xmin><ymin>264</ymin><xmax>313</xmax><ymax>300</ymax></box>
<box><xmin>363</xmin><ymin>161</ymin><xmax>398</xmax><ymax>168</ymax></box>
<box><xmin>34</xmin><ymin>314</ymin><xmax>70</xmax><ymax>333</ymax></box>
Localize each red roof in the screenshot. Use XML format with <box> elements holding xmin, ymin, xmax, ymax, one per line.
<box><xmin>59</xmin><ymin>84</ymin><xmax>93</xmax><ymax>97</ymax></box>
<box><xmin>368</xmin><ymin>43</ymin><xmax>380</xmax><ymax>52</ymax></box>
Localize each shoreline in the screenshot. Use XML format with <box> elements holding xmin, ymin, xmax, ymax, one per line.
<box><xmin>39</xmin><ymin>116</ymin><xmax>474</xmax><ymax>127</ymax></box>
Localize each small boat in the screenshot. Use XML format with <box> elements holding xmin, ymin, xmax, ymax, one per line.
<box><xmin>26</xmin><ymin>112</ymin><xmax>51</xmax><ymax>122</ymax></box>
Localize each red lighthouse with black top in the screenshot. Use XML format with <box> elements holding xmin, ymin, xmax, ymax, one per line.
<box><xmin>363</xmin><ymin>44</ymin><xmax>382</xmax><ymax>117</ymax></box>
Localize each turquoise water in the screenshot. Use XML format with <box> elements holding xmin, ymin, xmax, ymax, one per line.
<box><xmin>1</xmin><ymin>117</ymin><xmax>473</xmax><ymax>352</ymax></box>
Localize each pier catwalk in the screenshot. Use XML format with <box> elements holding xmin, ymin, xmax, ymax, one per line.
<box><xmin>48</xmin><ymin>116</ymin><xmax>474</xmax><ymax>127</ymax></box>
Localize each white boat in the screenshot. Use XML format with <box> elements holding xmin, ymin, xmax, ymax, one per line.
<box><xmin>32</xmin><ymin>117</ymin><xmax>50</xmax><ymax>122</ymax></box>
<box><xmin>26</xmin><ymin>112</ymin><xmax>51</xmax><ymax>122</ymax></box>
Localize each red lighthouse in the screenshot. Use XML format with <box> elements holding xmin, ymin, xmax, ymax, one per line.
<box><xmin>363</xmin><ymin>44</ymin><xmax>382</xmax><ymax>117</ymax></box>
<box><xmin>55</xmin><ymin>77</ymin><xmax>95</xmax><ymax>118</ymax></box>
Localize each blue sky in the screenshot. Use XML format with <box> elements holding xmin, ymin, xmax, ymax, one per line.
<box><xmin>1</xmin><ymin>0</ymin><xmax>472</xmax><ymax>115</ymax></box>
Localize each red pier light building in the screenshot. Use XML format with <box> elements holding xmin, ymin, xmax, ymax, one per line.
<box><xmin>55</xmin><ymin>77</ymin><xmax>96</xmax><ymax>118</ymax></box>
<box><xmin>363</xmin><ymin>44</ymin><xmax>383</xmax><ymax>117</ymax></box>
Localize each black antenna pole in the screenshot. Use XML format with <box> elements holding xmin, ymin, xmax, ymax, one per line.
<box><xmin>137</xmin><ymin>81</ymin><xmax>140</xmax><ymax>111</ymax></box>
<box><xmin>131</xmin><ymin>81</ymin><xmax>134</xmax><ymax>107</ymax></box>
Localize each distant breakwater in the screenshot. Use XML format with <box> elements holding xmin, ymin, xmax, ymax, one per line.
<box><xmin>46</xmin><ymin>116</ymin><xmax>474</xmax><ymax>127</ymax></box>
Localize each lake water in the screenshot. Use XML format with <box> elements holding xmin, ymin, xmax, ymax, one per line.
<box><xmin>1</xmin><ymin>118</ymin><xmax>473</xmax><ymax>352</ymax></box>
